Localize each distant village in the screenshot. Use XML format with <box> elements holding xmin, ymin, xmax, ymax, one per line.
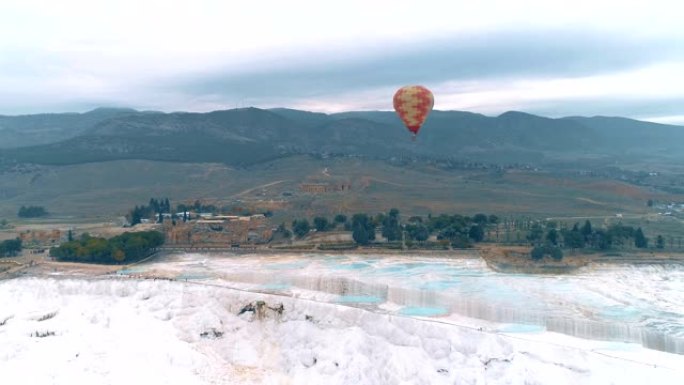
<box><xmin>14</xmin><ymin>178</ymin><xmax>354</xmax><ymax>250</ymax></box>
<box><xmin>654</xmin><ymin>202</ymin><xmax>684</xmax><ymax>217</ymax></box>
<box><xmin>15</xmin><ymin>211</ymin><xmax>272</xmax><ymax>253</ymax></box>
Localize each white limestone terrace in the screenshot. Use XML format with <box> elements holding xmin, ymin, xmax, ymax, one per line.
<box><xmin>1</xmin><ymin>277</ymin><xmax>683</xmax><ymax>385</ymax></box>
<box><xmin>143</xmin><ymin>253</ymin><xmax>684</xmax><ymax>354</ymax></box>
<box><xmin>1</xmin><ymin>252</ymin><xmax>683</xmax><ymax>384</ymax></box>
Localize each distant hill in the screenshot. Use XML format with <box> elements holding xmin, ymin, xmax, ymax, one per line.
<box><xmin>563</xmin><ymin>116</ymin><xmax>683</xmax><ymax>158</ymax></box>
<box><xmin>1</xmin><ymin>107</ymin><xmax>682</xmax><ymax>167</ymax></box>
<box><xmin>0</xmin><ymin>108</ymin><xmax>142</xmax><ymax>148</ymax></box>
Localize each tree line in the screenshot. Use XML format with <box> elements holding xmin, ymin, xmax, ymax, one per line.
<box><xmin>128</xmin><ymin>197</ymin><xmax>174</xmax><ymax>226</ymax></box>
<box><xmin>281</xmin><ymin>212</ymin><xmax>672</xmax><ymax>259</ymax></box>
<box><xmin>526</xmin><ymin>219</ymin><xmax>664</xmax><ymax>261</ymax></box>
<box><xmin>528</xmin><ymin>220</ymin><xmax>651</xmax><ymax>250</ymax></box>
<box><xmin>50</xmin><ymin>231</ymin><xmax>164</xmax><ymax>264</ymax></box>
<box><xmin>176</xmin><ymin>200</ymin><xmax>217</xmax><ymax>214</ymax></box>
<box><xmin>284</xmin><ymin>210</ymin><xmax>499</xmax><ymax>248</ymax></box>
<box><xmin>18</xmin><ymin>205</ymin><xmax>48</xmax><ymax>218</ymax></box>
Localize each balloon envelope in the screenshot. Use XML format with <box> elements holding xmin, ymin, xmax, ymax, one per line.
<box><xmin>393</xmin><ymin>85</ymin><xmax>434</xmax><ymax>136</ymax></box>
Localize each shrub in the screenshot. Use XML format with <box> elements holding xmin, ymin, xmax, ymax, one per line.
<box><xmin>18</xmin><ymin>206</ymin><xmax>48</xmax><ymax>218</ymax></box>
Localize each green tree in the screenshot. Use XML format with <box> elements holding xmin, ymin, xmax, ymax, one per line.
<box><xmin>530</xmin><ymin>246</ymin><xmax>545</xmax><ymax>261</ymax></box>
<box><xmin>634</xmin><ymin>227</ymin><xmax>648</xmax><ymax>248</ymax></box>
<box><xmin>581</xmin><ymin>220</ymin><xmax>593</xmax><ymax>243</ymax></box>
<box><xmin>526</xmin><ymin>223</ymin><xmax>544</xmax><ymax>245</ymax></box>
<box><xmin>437</xmin><ymin>225</ymin><xmax>463</xmax><ymax>242</ymax></box>
<box><xmin>562</xmin><ymin>228</ymin><xmax>585</xmax><ymax>249</ymax></box>
<box><xmin>352</xmin><ymin>226</ymin><xmax>371</xmax><ymax>245</ymax></box>
<box><xmin>427</xmin><ymin>214</ymin><xmax>452</xmax><ymax>232</ymax></box>
<box><xmin>382</xmin><ymin>208</ymin><xmax>402</xmax><ymax>242</ymax></box>
<box><xmin>112</xmin><ymin>248</ymin><xmax>125</xmax><ymax>262</ymax></box>
<box><xmin>656</xmin><ymin>235</ymin><xmax>665</xmax><ymax>249</ymax></box>
<box><xmin>468</xmin><ymin>225</ymin><xmax>485</xmax><ymax>242</ymax></box>
<box><xmin>334</xmin><ymin>214</ymin><xmax>347</xmax><ymax>224</ymax></box>
<box><xmin>0</xmin><ymin>238</ymin><xmax>22</xmax><ymax>257</ymax></box>
<box><xmin>405</xmin><ymin>223</ymin><xmax>429</xmax><ymax>242</ymax></box>
<box><xmin>292</xmin><ymin>219</ymin><xmax>310</xmax><ymax>238</ymax></box>
<box><xmin>546</xmin><ymin>228</ymin><xmax>558</xmax><ymax>246</ymax></box>
<box><xmin>550</xmin><ymin>247</ymin><xmax>563</xmax><ymax>261</ymax></box>
<box><xmin>50</xmin><ymin>231</ymin><xmax>162</xmax><ymax>264</ymax></box>
<box><xmin>607</xmin><ymin>224</ymin><xmax>635</xmax><ymax>248</ymax></box>
<box><xmin>313</xmin><ymin>217</ymin><xmax>330</xmax><ymax>232</ymax></box>
<box><xmin>473</xmin><ymin>213</ymin><xmax>488</xmax><ymax>225</ymax></box>
<box><xmin>352</xmin><ymin>214</ymin><xmax>375</xmax><ymax>245</ymax></box>
<box><xmin>593</xmin><ymin>229</ymin><xmax>612</xmax><ymax>250</ymax></box>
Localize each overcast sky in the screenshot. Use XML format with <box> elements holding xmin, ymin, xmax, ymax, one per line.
<box><xmin>1</xmin><ymin>0</ymin><xmax>683</xmax><ymax>124</ymax></box>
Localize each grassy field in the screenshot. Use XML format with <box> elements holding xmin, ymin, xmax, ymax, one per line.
<box><xmin>0</xmin><ymin>156</ymin><xmax>682</xmax><ymax>239</ymax></box>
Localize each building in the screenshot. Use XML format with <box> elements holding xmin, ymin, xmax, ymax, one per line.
<box><xmin>19</xmin><ymin>229</ymin><xmax>68</xmax><ymax>247</ymax></box>
<box><xmin>300</xmin><ymin>182</ymin><xmax>352</xmax><ymax>194</ymax></box>
<box><xmin>164</xmin><ymin>215</ymin><xmax>272</xmax><ymax>246</ymax></box>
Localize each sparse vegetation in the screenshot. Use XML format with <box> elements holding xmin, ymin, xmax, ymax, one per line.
<box><xmin>18</xmin><ymin>205</ymin><xmax>48</xmax><ymax>218</ymax></box>
<box><xmin>199</xmin><ymin>329</ymin><xmax>224</xmax><ymax>339</ymax></box>
<box><xmin>37</xmin><ymin>311</ymin><xmax>58</xmax><ymax>322</ymax></box>
<box><xmin>31</xmin><ymin>330</ymin><xmax>56</xmax><ymax>338</ymax></box>
<box><xmin>273</xmin><ymin>223</ymin><xmax>292</xmax><ymax>239</ymax></box>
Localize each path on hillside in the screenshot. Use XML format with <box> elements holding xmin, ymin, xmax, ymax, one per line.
<box><xmin>232</xmin><ymin>180</ymin><xmax>287</xmax><ymax>198</ymax></box>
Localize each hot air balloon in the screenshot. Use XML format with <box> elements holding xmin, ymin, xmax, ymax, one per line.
<box><xmin>393</xmin><ymin>85</ymin><xmax>434</xmax><ymax>139</ymax></box>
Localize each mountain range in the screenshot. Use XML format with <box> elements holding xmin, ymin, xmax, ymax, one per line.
<box><xmin>1</xmin><ymin>107</ymin><xmax>682</xmax><ymax>168</ymax></box>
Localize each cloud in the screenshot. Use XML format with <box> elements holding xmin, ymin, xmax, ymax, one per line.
<box><xmin>1</xmin><ymin>0</ymin><xmax>683</xmax><ymax>121</ymax></box>
<box><xmin>173</xmin><ymin>29</ymin><xmax>684</xmax><ymax>103</ymax></box>
<box><xmin>146</xmin><ymin>29</ymin><xmax>684</xmax><ymax>125</ymax></box>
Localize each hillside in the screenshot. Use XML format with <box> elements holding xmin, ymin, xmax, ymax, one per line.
<box><xmin>1</xmin><ymin>107</ymin><xmax>683</xmax><ymax>167</ymax></box>
<box><xmin>1</xmin><ymin>107</ymin><xmax>683</xmax><ymax>221</ymax></box>
<box><xmin>0</xmin><ymin>108</ymin><xmax>143</xmax><ymax>148</ymax></box>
